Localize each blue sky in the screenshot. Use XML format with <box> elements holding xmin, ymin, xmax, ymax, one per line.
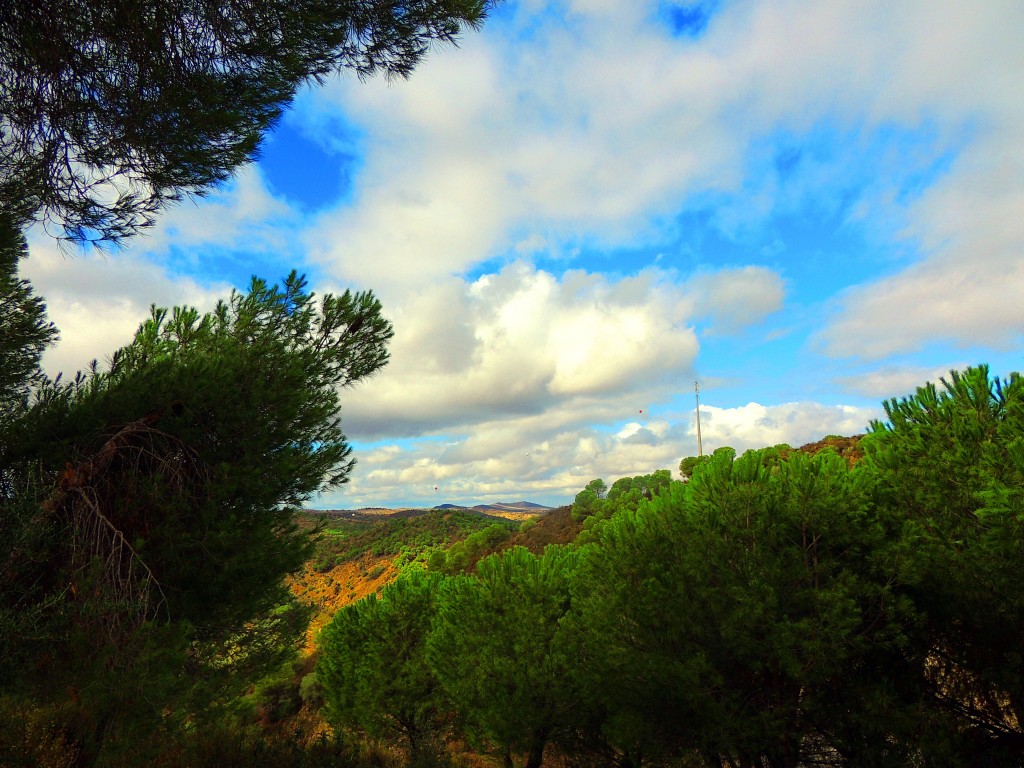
<box><xmin>23</xmin><ymin>0</ymin><xmax>1024</xmax><ymax>509</ymax></box>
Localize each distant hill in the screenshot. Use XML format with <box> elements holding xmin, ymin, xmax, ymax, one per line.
<box><xmin>470</xmin><ymin>501</ymin><xmax>553</xmax><ymax>517</ymax></box>
<box><xmin>500</xmin><ymin>505</ymin><xmax>581</xmax><ymax>554</ymax></box>
<box><xmin>433</xmin><ymin>501</ymin><xmax>553</xmax><ymax>514</ymax></box>
<box><xmin>796</xmin><ymin>434</ymin><xmax>865</xmax><ymax>465</ymax></box>
<box><xmin>312</xmin><ymin>501</ymin><xmax>554</xmax><ymax>518</ymax></box>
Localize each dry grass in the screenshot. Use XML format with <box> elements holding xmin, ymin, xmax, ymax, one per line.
<box><xmin>288</xmin><ymin>552</ymin><xmax>400</xmax><ymax>652</ymax></box>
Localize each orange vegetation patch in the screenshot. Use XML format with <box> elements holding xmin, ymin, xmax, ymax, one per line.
<box><xmin>796</xmin><ymin>434</ymin><xmax>865</xmax><ymax>466</ymax></box>
<box><xmin>289</xmin><ymin>552</ymin><xmax>400</xmax><ymax>652</ymax></box>
<box><xmin>473</xmin><ymin>509</ymin><xmax>538</xmax><ymax>522</ymax></box>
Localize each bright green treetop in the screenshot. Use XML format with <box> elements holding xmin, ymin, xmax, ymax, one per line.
<box><xmin>318</xmin><ymin>568</ymin><xmax>447</xmax><ymax>762</ymax></box>
<box><xmin>428</xmin><ymin>545</ymin><xmax>578</xmax><ymax>768</ymax></box>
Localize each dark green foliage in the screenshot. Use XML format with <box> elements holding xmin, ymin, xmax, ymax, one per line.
<box><xmin>145</xmin><ymin>727</ymin><xmax>356</xmax><ymax>768</ymax></box>
<box><xmin>318</xmin><ymin>568</ymin><xmax>447</xmax><ymax>762</ymax></box>
<box><xmin>428</xmin><ymin>546</ymin><xmax>578</xmax><ymax>768</ymax></box>
<box><xmin>571</xmin><ymin>478</ymin><xmax>607</xmax><ymax>520</ymax></box>
<box><xmin>864</xmin><ymin>365</ymin><xmax>1024</xmax><ymax>759</ymax></box>
<box><xmin>0</xmin><ymin>229</ymin><xmax>57</xmax><ymax>676</ymax></box>
<box><xmin>299</xmin><ymin>672</ymin><xmax>325</xmax><ymax>709</ymax></box>
<box><xmin>572</xmin><ymin>470</ymin><xmax>675</xmax><ymax>523</ymax></box>
<box><xmin>248</xmin><ymin>662</ymin><xmax>305</xmax><ymax>724</ymax></box>
<box><xmin>101</xmin><ymin>722</ymin><xmax>366</xmax><ymax>768</ymax></box>
<box><xmin>5</xmin><ymin>272</ymin><xmax>391</xmax><ymax>634</ymax></box>
<box><xmin>0</xmin><ymin>0</ymin><xmax>494</xmax><ymax>246</ymax></box>
<box><xmin>569</xmin><ymin>447</ymin><xmax>918</xmax><ymax>767</ymax></box>
<box><xmin>0</xmin><ymin>272</ymin><xmax>392</xmax><ymax>762</ymax></box>
<box><xmin>605</xmin><ymin>468</ymin><xmax>674</xmax><ymax>509</ymax></box>
<box><xmin>435</xmin><ymin>521</ymin><xmax>513</xmax><ymax>573</ymax></box>
<box><xmin>0</xmin><ymin>216</ymin><xmax>57</xmax><ymax>419</ymax></box>
<box><xmin>677</xmin><ymin>454</ymin><xmax>708</xmax><ymax>479</ymax></box>
<box><xmin>0</xmin><ymin>702</ymin><xmax>364</xmax><ymax>768</ymax></box>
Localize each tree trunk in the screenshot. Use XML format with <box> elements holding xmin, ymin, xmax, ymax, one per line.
<box><xmin>524</xmin><ymin>734</ymin><xmax>547</xmax><ymax>768</ymax></box>
<box><xmin>619</xmin><ymin>745</ymin><xmax>643</xmax><ymax>768</ymax></box>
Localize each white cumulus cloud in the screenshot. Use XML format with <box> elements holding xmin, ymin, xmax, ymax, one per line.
<box><xmin>339</xmin><ymin>261</ymin><xmax>702</xmax><ymax>438</ymax></box>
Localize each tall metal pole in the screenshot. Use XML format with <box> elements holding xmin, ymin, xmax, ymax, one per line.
<box><xmin>695</xmin><ymin>380</ymin><xmax>703</xmax><ymax>457</ymax></box>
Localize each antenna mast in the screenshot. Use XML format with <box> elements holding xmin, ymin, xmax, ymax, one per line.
<box><xmin>695</xmin><ymin>380</ymin><xmax>703</xmax><ymax>457</ymax></box>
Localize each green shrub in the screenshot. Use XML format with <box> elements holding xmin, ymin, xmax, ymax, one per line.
<box><xmin>299</xmin><ymin>672</ymin><xmax>325</xmax><ymax>709</ymax></box>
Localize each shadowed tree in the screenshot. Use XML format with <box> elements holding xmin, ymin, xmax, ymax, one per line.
<box><xmin>0</xmin><ymin>216</ymin><xmax>58</xmax><ymax>675</ymax></box>
<box><xmin>0</xmin><ymin>216</ymin><xmax>56</xmax><ymax>438</ymax></box>
<box><xmin>0</xmin><ymin>271</ymin><xmax>393</xmax><ymax>763</ymax></box>
<box><xmin>0</xmin><ymin>0</ymin><xmax>495</xmax><ymax>246</ymax></box>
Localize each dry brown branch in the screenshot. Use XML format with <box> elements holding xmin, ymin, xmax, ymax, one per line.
<box><xmin>40</xmin><ymin>412</ymin><xmax>209</xmax><ymax>640</ymax></box>
<box><xmin>66</xmin><ymin>485</ymin><xmax>169</xmax><ymax>639</ymax></box>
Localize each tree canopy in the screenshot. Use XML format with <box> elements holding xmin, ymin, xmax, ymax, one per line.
<box><xmin>310</xmin><ymin>366</ymin><xmax>1024</xmax><ymax>766</ymax></box>
<box><xmin>428</xmin><ymin>546</ymin><xmax>578</xmax><ymax>768</ymax></box>
<box><xmin>318</xmin><ymin>568</ymin><xmax>447</xmax><ymax>763</ymax></box>
<box><xmin>0</xmin><ymin>272</ymin><xmax>393</xmax><ymax>762</ymax></box>
<box><xmin>0</xmin><ymin>220</ymin><xmax>56</xmax><ymax>436</ymax></box>
<box><xmin>862</xmin><ymin>365</ymin><xmax>1024</xmax><ymax>759</ymax></box>
<box><xmin>0</xmin><ymin>0</ymin><xmax>494</xmax><ymax>246</ymax></box>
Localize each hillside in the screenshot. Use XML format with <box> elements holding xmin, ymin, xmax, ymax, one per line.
<box><xmin>290</xmin><ymin>437</ymin><xmax>866</xmax><ymax>636</ymax></box>
<box><xmin>317</xmin><ymin>500</ymin><xmax>554</xmax><ymax>520</ymax></box>
<box><xmin>292</xmin><ymin>439</ymin><xmax>865</xmax><ymax>633</ymax></box>
<box><xmin>290</xmin><ymin>507</ymin><xmax>523</xmax><ymax>647</ymax></box>
<box><xmin>500</xmin><ymin>505</ymin><xmax>581</xmax><ymax>554</ymax></box>
<box><xmin>796</xmin><ymin>433</ymin><xmax>865</xmax><ymax>464</ymax></box>
<box><xmin>288</xmin><ymin>440</ymin><xmax>866</xmax><ymax>734</ymax></box>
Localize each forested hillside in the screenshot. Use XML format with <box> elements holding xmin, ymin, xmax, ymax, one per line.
<box><xmin>5</xmin><ymin>365</ymin><xmax>1024</xmax><ymax>766</ymax></box>
<box><xmin>290</xmin><ymin>509</ymin><xmax>520</xmax><ymax>647</ymax></box>
<box><xmin>312</xmin><ymin>366</ymin><xmax>1024</xmax><ymax>768</ymax></box>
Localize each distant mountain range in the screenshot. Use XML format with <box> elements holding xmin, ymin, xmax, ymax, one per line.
<box><xmin>309</xmin><ymin>501</ymin><xmax>555</xmax><ymax>521</ymax></box>
<box><xmin>434</xmin><ymin>501</ymin><xmax>552</xmax><ymax>515</ymax></box>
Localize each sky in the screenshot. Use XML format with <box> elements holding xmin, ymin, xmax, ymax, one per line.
<box><xmin>21</xmin><ymin>0</ymin><xmax>1024</xmax><ymax>510</ymax></box>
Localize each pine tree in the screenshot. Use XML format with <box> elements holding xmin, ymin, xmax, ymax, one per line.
<box><xmin>864</xmin><ymin>366</ymin><xmax>1024</xmax><ymax>761</ymax></box>
<box><xmin>0</xmin><ymin>0</ymin><xmax>493</xmax><ymax>246</ymax></box>
<box><xmin>0</xmin><ymin>214</ymin><xmax>57</xmax><ymax>435</ymax></box>
<box><xmin>428</xmin><ymin>546</ymin><xmax>578</xmax><ymax>768</ymax></box>
<box><xmin>318</xmin><ymin>569</ymin><xmax>448</xmax><ymax>763</ymax></box>
<box><xmin>0</xmin><ymin>271</ymin><xmax>392</xmax><ymax>762</ymax></box>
